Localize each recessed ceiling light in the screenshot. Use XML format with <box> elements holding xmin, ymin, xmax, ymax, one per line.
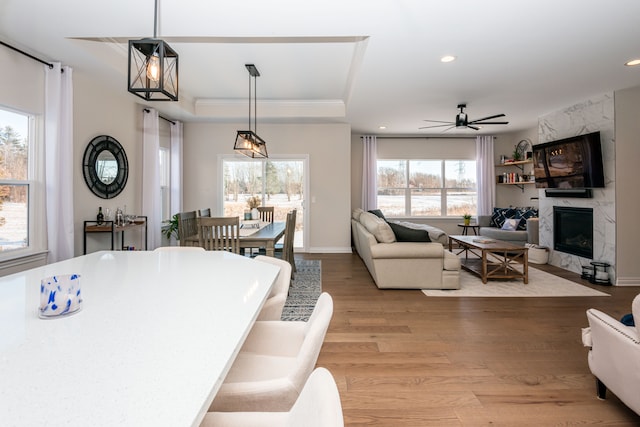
<box><xmin>441</xmin><ymin>55</ymin><xmax>456</xmax><ymax>63</ymax></box>
<box><xmin>625</xmin><ymin>58</ymin><xmax>640</xmax><ymax>66</ymax></box>
<box><xmin>378</xmin><ymin>126</ymin><xmax>387</xmax><ymax>130</ymax></box>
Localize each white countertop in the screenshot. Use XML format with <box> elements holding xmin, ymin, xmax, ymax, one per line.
<box><xmin>0</xmin><ymin>250</ymin><xmax>278</xmax><ymax>427</ymax></box>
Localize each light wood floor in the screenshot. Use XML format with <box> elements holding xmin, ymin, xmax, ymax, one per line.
<box><xmin>298</xmin><ymin>252</ymin><xmax>640</xmax><ymax>426</ymax></box>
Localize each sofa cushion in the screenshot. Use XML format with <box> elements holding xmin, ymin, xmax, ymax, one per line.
<box><xmin>359</xmin><ymin>212</ymin><xmax>396</xmax><ymax>243</ymax></box>
<box><xmin>501</xmin><ymin>218</ymin><xmax>521</xmax><ymax>231</ymax></box>
<box><xmin>352</xmin><ymin>208</ymin><xmax>364</xmax><ymax>221</ymax></box>
<box><xmin>368</xmin><ymin>209</ymin><xmax>386</xmax><ymax>220</ymax></box>
<box><xmin>388</xmin><ymin>222</ymin><xmax>431</xmax><ymax>242</ymax></box>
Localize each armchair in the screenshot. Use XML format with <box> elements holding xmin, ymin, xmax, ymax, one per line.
<box><xmin>582</xmin><ymin>294</ymin><xmax>640</xmax><ymax>415</ymax></box>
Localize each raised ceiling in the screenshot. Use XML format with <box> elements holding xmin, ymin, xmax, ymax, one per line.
<box><xmin>2</xmin><ymin>0</ymin><xmax>640</xmax><ymax>135</ymax></box>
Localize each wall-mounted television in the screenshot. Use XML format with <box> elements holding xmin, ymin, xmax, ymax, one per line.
<box><xmin>532</xmin><ymin>131</ymin><xmax>604</xmax><ymax>189</ymax></box>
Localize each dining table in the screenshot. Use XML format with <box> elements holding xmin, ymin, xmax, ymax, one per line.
<box><xmin>183</xmin><ymin>221</ymin><xmax>286</xmax><ymax>257</ymax></box>
<box><xmin>0</xmin><ymin>250</ymin><xmax>279</xmax><ymax>427</ymax></box>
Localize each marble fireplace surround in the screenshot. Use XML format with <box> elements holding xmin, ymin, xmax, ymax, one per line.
<box><xmin>537</xmin><ymin>93</ymin><xmax>616</xmax><ymax>283</ymax></box>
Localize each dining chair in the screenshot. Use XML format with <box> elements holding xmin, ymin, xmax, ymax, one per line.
<box><xmin>177</xmin><ymin>211</ymin><xmax>198</xmax><ymax>247</ymax></box>
<box><xmin>197</xmin><ymin>216</ymin><xmax>240</xmax><ymax>254</ymax></box>
<box><xmin>275</xmin><ymin>209</ymin><xmax>297</xmax><ymax>275</ymax></box>
<box><xmin>257</xmin><ymin>206</ymin><xmax>274</xmax><ymax>223</ymax></box>
<box><xmin>209</xmin><ymin>292</ymin><xmax>333</xmax><ymax>412</ymax></box>
<box><xmin>198</xmin><ymin>208</ymin><xmax>211</xmax><ymax>217</ymax></box>
<box><xmin>254</xmin><ymin>255</ymin><xmax>292</xmax><ymax>321</ymax></box>
<box><xmin>202</xmin><ymin>367</ymin><xmax>344</xmax><ymax>427</ymax></box>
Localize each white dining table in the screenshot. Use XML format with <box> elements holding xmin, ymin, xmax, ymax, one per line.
<box><xmin>0</xmin><ymin>250</ymin><xmax>279</xmax><ymax>427</ymax></box>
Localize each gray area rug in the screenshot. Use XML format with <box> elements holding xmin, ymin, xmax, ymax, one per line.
<box><xmin>281</xmin><ymin>259</ymin><xmax>322</xmax><ymax>321</ymax></box>
<box><xmin>422</xmin><ymin>267</ymin><xmax>610</xmax><ymax>297</ymax></box>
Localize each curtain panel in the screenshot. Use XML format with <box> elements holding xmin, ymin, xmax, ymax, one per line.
<box><xmin>142</xmin><ymin>109</ymin><xmax>161</xmax><ymax>249</ymax></box>
<box><xmin>475</xmin><ymin>135</ymin><xmax>495</xmax><ymax>216</ymax></box>
<box><xmin>44</xmin><ymin>63</ymin><xmax>74</xmax><ymax>262</ymax></box>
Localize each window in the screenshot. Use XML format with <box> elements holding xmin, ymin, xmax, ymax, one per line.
<box><xmin>377</xmin><ymin>159</ymin><xmax>476</xmax><ymax>217</ymax></box>
<box><xmin>0</xmin><ymin>108</ymin><xmax>32</xmax><ymax>252</ymax></box>
<box><xmin>159</xmin><ymin>147</ymin><xmax>170</xmax><ymax>221</ymax></box>
<box><xmin>221</xmin><ymin>157</ymin><xmax>306</xmax><ymax>248</ymax></box>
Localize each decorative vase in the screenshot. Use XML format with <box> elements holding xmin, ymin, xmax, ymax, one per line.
<box><xmin>251</xmin><ymin>208</ymin><xmax>259</xmax><ymax>220</ymax></box>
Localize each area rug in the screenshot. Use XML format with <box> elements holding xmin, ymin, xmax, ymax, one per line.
<box><xmin>422</xmin><ymin>267</ymin><xmax>610</xmax><ymax>297</ymax></box>
<box><xmin>281</xmin><ymin>259</ymin><xmax>322</xmax><ymax>321</ymax></box>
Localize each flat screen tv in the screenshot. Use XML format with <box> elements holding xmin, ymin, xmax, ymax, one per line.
<box><xmin>532</xmin><ymin>131</ymin><xmax>604</xmax><ymax>189</ymax></box>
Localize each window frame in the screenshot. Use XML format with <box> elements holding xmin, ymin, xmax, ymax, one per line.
<box><xmin>0</xmin><ymin>106</ymin><xmax>46</xmax><ymax>262</ymax></box>
<box><xmin>376</xmin><ymin>158</ymin><xmax>477</xmax><ymax>218</ymax></box>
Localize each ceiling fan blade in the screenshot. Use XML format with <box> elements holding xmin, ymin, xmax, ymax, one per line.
<box><xmin>418</xmin><ymin>123</ymin><xmax>454</xmax><ymax>129</ymax></box>
<box><xmin>467</xmin><ymin>125</ymin><xmax>480</xmax><ymax>130</ymax></box>
<box><xmin>440</xmin><ymin>125</ymin><xmax>457</xmax><ymax>133</ymax></box>
<box><xmin>471</xmin><ymin>121</ymin><xmax>509</xmax><ymax>125</ymax></box>
<box><xmin>422</xmin><ymin>119</ymin><xmax>454</xmax><ymax>124</ymax></box>
<box><xmin>468</xmin><ymin>113</ymin><xmax>505</xmax><ymax>123</ymax></box>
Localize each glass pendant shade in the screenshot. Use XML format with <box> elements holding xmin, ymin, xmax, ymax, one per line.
<box><xmin>128</xmin><ymin>38</ymin><xmax>178</xmax><ymax>101</ymax></box>
<box><xmin>234</xmin><ymin>131</ymin><xmax>268</xmax><ymax>158</ymax></box>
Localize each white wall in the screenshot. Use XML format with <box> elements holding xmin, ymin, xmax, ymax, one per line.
<box><xmin>614</xmin><ymin>85</ymin><xmax>640</xmax><ymax>285</ymax></box>
<box><xmin>183</xmin><ymin>122</ymin><xmax>352</xmax><ymax>253</ymax></box>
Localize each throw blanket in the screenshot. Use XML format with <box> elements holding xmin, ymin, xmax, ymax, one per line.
<box><xmin>388</xmin><ymin>220</ymin><xmax>447</xmax><ymax>244</ymax></box>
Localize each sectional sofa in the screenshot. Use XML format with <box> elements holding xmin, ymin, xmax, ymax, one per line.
<box><xmin>351</xmin><ymin>209</ymin><xmax>460</xmax><ymax>290</ymax></box>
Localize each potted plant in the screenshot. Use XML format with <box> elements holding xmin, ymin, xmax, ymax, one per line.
<box><xmin>247</xmin><ymin>196</ymin><xmax>261</xmax><ymax>219</ymax></box>
<box><xmin>162</xmin><ymin>213</ymin><xmax>180</xmax><ymax>241</ymax></box>
<box><xmin>462</xmin><ymin>213</ymin><xmax>472</xmax><ymax>226</ymax></box>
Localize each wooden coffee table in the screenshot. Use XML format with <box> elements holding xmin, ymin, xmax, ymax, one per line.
<box><xmin>448</xmin><ymin>235</ymin><xmax>529</xmax><ymax>284</ymax></box>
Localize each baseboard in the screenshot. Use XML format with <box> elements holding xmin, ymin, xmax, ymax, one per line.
<box><xmin>614</xmin><ymin>277</ymin><xmax>640</xmax><ymax>286</ymax></box>
<box><xmin>307</xmin><ymin>246</ymin><xmax>353</xmax><ymax>253</ymax></box>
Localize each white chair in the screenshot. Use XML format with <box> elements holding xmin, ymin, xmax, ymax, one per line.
<box><xmin>209</xmin><ymin>292</ymin><xmax>333</xmax><ymax>412</ymax></box>
<box><xmin>583</xmin><ymin>293</ymin><xmax>640</xmax><ymax>415</ymax></box>
<box><xmin>254</xmin><ymin>255</ymin><xmax>292</xmax><ymax>321</ymax></box>
<box><xmin>201</xmin><ymin>367</ymin><xmax>344</xmax><ymax>427</ymax></box>
<box><xmin>153</xmin><ymin>246</ymin><xmax>205</xmax><ymax>252</ymax></box>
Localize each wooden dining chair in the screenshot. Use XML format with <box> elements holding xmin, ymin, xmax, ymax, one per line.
<box><xmin>177</xmin><ymin>211</ymin><xmax>198</xmax><ymax>247</ymax></box>
<box><xmin>280</xmin><ymin>209</ymin><xmax>297</xmax><ymax>274</ymax></box>
<box><xmin>198</xmin><ymin>208</ymin><xmax>211</xmax><ymax>217</ymax></box>
<box><xmin>257</xmin><ymin>206</ymin><xmax>275</xmax><ymax>223</ymax></box>
<box><xmin>197</xmin><ymin>216</ymin><xmax>240</xmax><ymax>253</ymax></box>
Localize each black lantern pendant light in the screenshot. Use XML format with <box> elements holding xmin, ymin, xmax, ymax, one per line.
<box><xmin>234</xmin><ymin>64</ymin><xmax>268</xmax><ymax>158</ymax></box>
<box><xmin>128</xmin><ymin>0</ymin><xmax>178</xmax><ymax>101</ymax></box>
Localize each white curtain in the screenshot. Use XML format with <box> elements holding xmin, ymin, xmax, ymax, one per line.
<box><xmin>170</xmin><ymin>120</ymin><xmax>183</xmax><ymax>217</ymax></box>
<box><xmin>362</xmin><ymin>135</ymin><xmax>377</xmax><ymax>210</ymax></box>
<box><xmin>142</xmin><ymin>109</ymin><xmax>161</xmax><ymax>250</ymax></box>
<box><xmin>44</xmin><ymin>63</ymin><xmax>74</xmax><ymax>262</ymax></box>
<box><xmin>476</xmin><ymin>135</ymin><xmax>495</xmax><ymax>216</ymax></box>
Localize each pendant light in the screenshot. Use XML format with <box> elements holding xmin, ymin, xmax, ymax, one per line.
<box><xmin>128</xmin><ymin>0</ymin><xmax>179</xmax><ymax>101</ymax></box>
<box><xmin>234</xmin><ymin>64</ymin><xmax>268</xmax><ymax>158</ymax></box>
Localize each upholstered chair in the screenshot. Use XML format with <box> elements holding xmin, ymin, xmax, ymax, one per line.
<box><xmin>201</xmin><ymin>368</ymin><xmax>344</xmax><ymax>427</ymax></box>
<box><xmin>209</xmin><ymin>292</ymin><xmax>333</xmax><ymax>412</ymax></box>
<box><xmin>254</xmin><ymin>255</ymin><xmax>292</xmax><ymax>321</ymax></box>
<box><xmin>583</xmin><ymin>293</ymin><xmax>640</xmax><ymax>415</ymax></box>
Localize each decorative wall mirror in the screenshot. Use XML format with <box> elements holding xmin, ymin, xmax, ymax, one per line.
<box><xmin>82</xmin><ymin>135</ymin><xmax>128</xmax><ymax>199</ymax></box>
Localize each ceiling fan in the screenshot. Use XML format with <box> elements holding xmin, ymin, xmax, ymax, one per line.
<box><xmin>419</xmin><ymin>103</ymin><xmax>508</xmax><ymax>131</ymax></box>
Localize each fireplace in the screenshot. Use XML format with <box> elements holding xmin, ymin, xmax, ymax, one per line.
<box><xmin>553</xmin><ymin>207</ymin><xmax>593</xmax><ymax>259</ymax></box>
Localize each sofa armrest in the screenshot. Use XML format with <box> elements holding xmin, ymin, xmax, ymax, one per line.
<box><xmin>370</xmin><ymin>242</ymin><xmax>444</xmax><ymax>259</ymax></box>
<box><xmin>477</xmin><ymin>215</ymin><xmax>491</xmax><ymax>227</ymax></box>
<box><xmin>443</xmin><ymin>250</ymin><xmax>461</xmax><ymax>271</ymax></box>
<box><xmin>526</xmin><ymin>218</ymin><xmax>539</xmax><ymax>244</ymax></box>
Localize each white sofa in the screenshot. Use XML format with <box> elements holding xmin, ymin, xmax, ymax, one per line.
<box><xmin>582</xmin><ymin>294</ymin><xmax>640</xmax><ymax>415</ymax></box>
<box><xmin>351</xmin><ymin>209</ymin><xmax>460</xmax><ymax>290</ymax></box>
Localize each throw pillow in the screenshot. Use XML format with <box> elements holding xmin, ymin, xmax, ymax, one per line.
<box><xmin>368</xmin><ymin>209</ymin><xmax>386</xmax><ymax>220</ymax></box>
<box><xmin>387</xmin><ymin>222</ymin><xmax>431</xmax><ymax>242</ymax></box>
<box><xmin>501</xmin><ymin>218</ymin><xmax>521</xmax><ymax>231</ymax></box>
<box><xmin>359</xmin><ymin>211</ymin><xmax>396</xmax><ymax>243</ymax></box>
<box><xmin>515</xmin><ymin>207</ymin><xmax>538</xmax><ymax>231</ymax></box>
<box><xmin>490</xmin><ymin>207</ymin><xmax>518</xmax><ymax>228</ymax></box>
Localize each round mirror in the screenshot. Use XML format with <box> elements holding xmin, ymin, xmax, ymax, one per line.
<box><xmin>83</xmin><ymin>135</ymin><xmax>128</xmax><ymax>199</ymax></box>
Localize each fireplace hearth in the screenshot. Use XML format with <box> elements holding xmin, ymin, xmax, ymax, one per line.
<box><xmin>554</xmin><ymin>206</ymin><xmax>593</xmax><ymax>259</ymax></box>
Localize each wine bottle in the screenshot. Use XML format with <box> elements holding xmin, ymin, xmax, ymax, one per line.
<box><xmin>97</xmin><ymin>207</ymin><xmax>104</xmax><ymax>225</ymax></box>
